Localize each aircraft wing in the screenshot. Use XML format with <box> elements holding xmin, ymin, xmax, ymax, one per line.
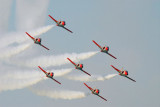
<box><xmin>82</xmin><ymin>70</ymin><xmax>91</xmax><ymax>76</ymax></box>
<box><xmin>40</xmin><ymin>44</ymin><xmax>50</xmax><ymax>50</ymax></box>
<box><xmin>111</xmin><ymin>65</ymin><xmax>121</xmax><ymax>73</ymax></box>
<box><xmin>51</xmin><ymin>78</ymin><xmax>61</xmax><ymax>84</ymax></box>
<box><xmin>38</xmin><ymin>66</ymin><xmax>47</xmax><ymax>74</ymax></box>
<box><xmin>97</xmin><ymin>95</ymin><xmax>107</xmax><ymax>101</ymax></box>
<box><xmin>84</xmin><ymin>83</ymin><xmax>93</xmax><ymax>91</ymax></box>
<box><xmin>125</xmin><ymin>76</ymin><xmax>136</xmax><ymax>82</ymax></box>
<box><xmin>67</xmin><ymin>58</ymin><xmax>76</xmax><ymax>66</ymax></box>
<box><xmin>63</xmin><ymin>26</ymin><xmax>73</xmax><ymax>33</ymax></box>
<box><xmin>48</xmin><ymin>15</ymin><xmax>58</xmax><ymax>23</ymax></box>
<box><xmin>108</xmin><ymin>53</ymin><xmax>117</xmax><ymax>59</ymax></box>
<box><xmin>92</xmin><ymin>40</ymin><xmax>102</xmax><ymax>49</ymax></box>
<box><xmin>26</xmin><ymin>32</ymin><xmax>35</xmax><ymax>40</ymax></box>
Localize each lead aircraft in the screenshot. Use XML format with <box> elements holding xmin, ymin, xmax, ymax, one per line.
<box><xmin>48</xmin><ymin>15</ymin><xmax>73</xmax><ymax>33</ymax></box>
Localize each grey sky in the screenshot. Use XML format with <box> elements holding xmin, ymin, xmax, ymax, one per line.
<box><xmin>0</xmin><ymin>0</ymin><xmax>160</xmax><ymax>107</ymax></box>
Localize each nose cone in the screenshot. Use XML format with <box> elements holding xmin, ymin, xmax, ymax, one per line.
<box><xmin>50</xmin><ymin>72</ymin><xmax>53</xmax><ymax>77</ymax></box>
<box><xmin>61</xmin><ymin>21</ymin><xmax>65</xmax><ymax>25</ymax></box>
<box><xmin>105</xmin><ymin>46</ymin><xmax>109</xmax><ymax>51</ymax></box>
<box><xmin>37</xmin><ymin>38</ymin><xmax>41</xmax><ymax>42</ymax></box>
<box><xmin>79</xmin><ymin>64</ymin><xmax>83</xmax><ymax>68</ymax></box>
<box><xmin>124</xmin><ymin>71</ymin><xmax>128</xmax><ymax>75</ymax></box>
<box><xmin>95</xmin><ymin>89</ymin><xmax>100</xmax><ymax>94</ymax></box>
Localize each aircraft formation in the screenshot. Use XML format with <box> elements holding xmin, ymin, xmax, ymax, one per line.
<box><xmin>26</xmin><ymin>14</ymin><xmax>136</xmax><ymax>101</ymax></box>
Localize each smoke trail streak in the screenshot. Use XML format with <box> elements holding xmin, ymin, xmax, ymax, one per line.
<box><xmin>0</xmin><ymin>25</ymin><xmax>54</xmax><ymax>49</ymax></box>
<box><xmin>64</xmin><ymin>74</ymin><xmax>118</xmax><ymax>82</ymax></box>
<box><xmin>1</xmin><ymin>68</ymin><xmax>73</xmax><ymax>80</ymax></box>
<box><xmin>0</xmin><ymin>68</ymin><xmax>72</xmax><ymax>92</ymax></box>
<box><xmin>27</xmin><ymin>25</ymin><xmax>55</xmax><ymax>37</ymax></box>
<box><xmin>0</xmin><ymin>43</ymin><xmax>32</xmax><ymax>59</ymax></box>
<box><xmin>16</xmin><ymin>51</ymin><xmax>99</xmax><ymax>67</ymax></box>
<box><xmin>0</xmin><ymin>74</ymin><xmax>43</xmax><ymax>92</ymax></box>
<box><xmin>0</xmin><ymin>70</ymin><xmax>43</xmax><ymax>80</ymax></box>
<box><xmin>30</xmin><ymin>88</ymin><xmax>89</xmax><ymax>100</ymax></box>
<box><xmin>52</xmin><ymin>68</ymin><xmax>73</xmax><ymax>77</ymax></box>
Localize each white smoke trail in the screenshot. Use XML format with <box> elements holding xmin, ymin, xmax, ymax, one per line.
<box><xmin>0</xmin><ymin>43</ymin><xmax>32</xmax><ymax>59</ymax></box>
<box><xmin>17</xmin><ymin>51</ymin><xmax>99</xmax><ymax>67</ymax></box>
<box><xmin>0</xmin><ymin>70</ymin><xmax>43</xmax><ymax>80</ymax></box>
<box><xmin>27</xmin><ymin>25</ymin><xmax>55</xmax><ymax>37</ymax></box>
<box><xmin>0</xmin><ymin>68</ymin><xmax>72</xmax><ymax>92</ymax></box>
<box><xmin>64</xmin><ymin>74</ymin><xmax>118</xmax><ymax>82</ymax></box>
<box><xmin>0</xmin><ymin>73</ymin><xmax>43</xmax><ymax>92</ymax></box>
<box><xmin>0</xmin><ymin>25</ymin><xmax>54</xmax><ymax>49</ymax></box>
<box><xmin>52</xmin><ymin>68</ymin><xmax>73</xmax><ymax>77</ymax></box>
<box><xmin>30</xmin><ymin>88</ymin><xmax>89</xmax><ymax>100</ymax></box>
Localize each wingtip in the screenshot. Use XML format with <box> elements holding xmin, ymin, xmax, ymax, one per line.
<box><xmin>84</xmin><ymin>83</ymin><xmax>88</xmax><ymax>86</ymax></box>
<box><xmin>38</xmin><ymin>66</ymin><xmax>41</xmax><ymax>69</ymax></box>
<box><xmin>88</xmin><ymin>73</ymin><xmax>91</xmax><ymax>76</ymax></box>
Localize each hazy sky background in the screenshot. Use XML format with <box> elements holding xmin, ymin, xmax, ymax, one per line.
<box><xmin>0</xmin><ymin>0</ymin><xmax>160</xmax><ymax>107</ymax></box>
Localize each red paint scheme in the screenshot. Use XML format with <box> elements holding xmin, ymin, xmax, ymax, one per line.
<box><xmin>105</xmin><ymin>47</ymin><xmax>109</xmax><ymax>51</ymax></box>
<box><xmin>38</xmin><ymin>66</ymin><xmax>61</xmax><ymax>84</ymax></box>
<box><xmin>48</xmin><ymin>15</ymin><xmax>73</xmax><ymax>33</ymax></box>
<box><xmin>102</xmin><ymin>46</ymin><xmax>109</xmax><ymax>51</ymax></box>
<box><xmin>50</xmin><ymin>72</ymin><xmax>53</xmax><ymax>77</ymax></box>
<box><xmin>92</xmin><ymin>40</ymin><xmax>117</xmax><ymax>59</ymax></box>
<box><xmin>111</xmin><ymin>65</ymin><xmax>136</xmax><ymax>82</ymax></box>
<box><xmin>67</xmin><ymin>58</ymin><xmax>76</xmax><ymax>66</ymax></box>
<box><xmin>95</xmin><ymin>89</ymin><xmax>99</xmax><ymax>94</ymax></box>
<box><xmin>84</xmin><ymin>83</ymin><xmax>107</xmax><ymax>101</ymax></box>
<box><xmin>26</xmin><ymin>32</ymin><xmax>49</xmax><ymax>50</ymax></box>
<box><xmin>67</xmin><ymin>58</ymin><xmax>91</xmax><ymax>76</ymax></box>
<box><xmin>37</xmin><ymin>38</ymin><xmax>41</xmax><ymax>42</ymax></box>
<box><xmin>92</xmin><ymin>40</ymin><xmax>102</xmax><ymax>49</ymax></box>
<box><xmin>79</xmin><ymin>64</ymin><xmax>83</xmax><ymax>68</ymax></box>
<box><xmin>61</xmin><ymin>21</ymin><xmax>65</xmax><ymax>25</ymax></box>
<box><xmin>123</xmin><ymin>71</ymin><xmax>128</xmax><ymax>75</ymax></box>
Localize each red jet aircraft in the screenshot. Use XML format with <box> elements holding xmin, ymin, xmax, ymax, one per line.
<box><xmin>67</xmin><ymin>58</ymin><xmax>91</xmax><ymax>76</ymax></box>
<box><xmin>111</xmin><ymin>65</ymin><xmax>136</xmax><ymax>82</ymax></box>
<box><xmin>92</xmin><ymin>40</ymin><xmax>117</xmax><ymax>59</ymax></box>
<box><xmin>38</xmin><ymin>66</ymin><xmax>61</xmax><ymax>84</ymax></box>
<box><xmin>48</xmin><ymin>15</ymin><xmax>73</xmax><ymax>33</ymax></box>
<box><xmin>84</xmin><ymin>83</ymin><xmax>107</xmax><ymax>101</ymax></box>
<box><xmin>26</xmin><ymin>32</ymin><xmax>49</xmax><ymax>50</ymax></box>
